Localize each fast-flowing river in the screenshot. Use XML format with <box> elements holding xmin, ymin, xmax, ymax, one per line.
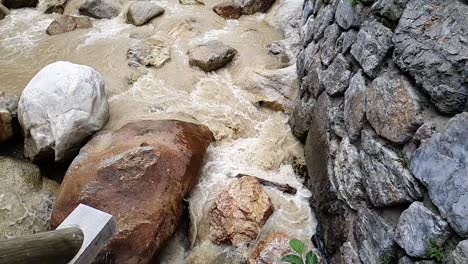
<box><xmin>0</xmin><ymin>0</ymin><xmax>316</xmax><ymax>262</ymax></box>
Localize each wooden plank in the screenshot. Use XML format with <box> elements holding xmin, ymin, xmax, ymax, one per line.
<box><xmin>0</xmin><ymin>227</ymin><xmax>84</xmax><ymax>264</ymax></box>
<box><xmin>236</xmin><ymin>174</ymin><xmax>298</xmax><ymax>194</ymax></box>
<box><xmin>57</xmin><ymin>204</ymin><xmax>115</xmax><ymax>264</ymax></box>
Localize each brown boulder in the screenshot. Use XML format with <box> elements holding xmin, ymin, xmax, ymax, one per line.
<box><xmin>209</xmin><ymin>176</ymin><xmax>274</xmax><ymax>246</ymax></box>
<box><xmin>46</xmin><ymin>15</ymin><xmax>92</xmax><ymax>35</ymax></box>
<box><xmin>51</xmin><ymin>120</ymin><xmax>213</xmax><ymax>263</ymax></box>
<box><xmin>249</xmin><ymin>232</ymin><xmax>292</xmax><ymax>264</ymax></box>
<box><xmin>213</xmin><ymin>2</ymin><xmax>242</xmax><ymax>19</ymax></box>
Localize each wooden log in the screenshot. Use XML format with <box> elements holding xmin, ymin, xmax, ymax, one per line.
<box><xmin>236</xmin><ymin>174</ymin><xmax>297</xmax><ymax>195</ymax></box>
<box><xmin>0</xmin><ymin>227</ymin><xmax>84</xmax><ymax>264</ymax></box>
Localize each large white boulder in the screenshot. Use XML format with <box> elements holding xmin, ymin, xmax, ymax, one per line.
<box><xmin>18</xmin><ymin>61</ymin><xmax>109</xmax><ymax>162</ymax></box>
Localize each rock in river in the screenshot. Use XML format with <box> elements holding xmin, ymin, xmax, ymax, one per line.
<box><xmin>188</xmin><ymin>40</ymin><xmax>237</xmax><ymax>72</ymax></box>
<box><xmin>239</xmin><ymin>0</ymin><xmax>275</xmax><ymax>15</ymax></box>
<box><xmin>0</xmin><ymin>92</ymin><xmax>19</xmax><ymax>144</ymax></box>
<box><xmin>51</xmin><ymin>120</ymin><xmax>214</xmax><ymax>263</ymax></box>
<box><xmin>213</xmin><ymin>2</ymin><xmax>242</xmax><ymax>19</ymax></box>
<box><xmin>18</xmin><ymin>61</ymin><xmax>109</xmax><ymax>162</ymax></box>
<box><xmin>126</xmin><ymin>1</ymin><xmax>164</xmax><ymax>26</ymax></box>
<box><xmin>127</xmin><ymin>36</ymin><xmax>171</xmax><ymax>68</ymax></box>
<box><xmin>209</xmin><ymin>176</ymin><xmax>274</xmax><ymax>246</ymax></box>
<box><xmin>79</xmin><ymin>0</ymin><xmax>121</xmax><ymax>19</ymax></box>
<box><xmin>46</xmin><ymin>15</ymin><xmax>92</xmax><ymax>35</ymax></box>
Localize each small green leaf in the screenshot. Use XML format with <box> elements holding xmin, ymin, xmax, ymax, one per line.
<box><xmin>281</xmin><ymin>254</ymin><xmax>304</xmax><ymax>264</ymax></box>
<box><xmin>305</xmin><ymin>251</ymin><xmax>318</xmax><ymax>264</ymax></box>
<box><xmin>289</xmin><ymin>239</ymin><xmax>306</xmax><ymax>255</ymax></box>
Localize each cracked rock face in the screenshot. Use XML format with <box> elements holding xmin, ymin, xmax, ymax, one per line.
<box><xmin>0</xmin><ymin>92</ymin><xmax>18</xmax><ymax>144</ymax></box>
<box><xmin>393</xmin><ymin>0</ymin><xmax>468</xmax><ymax>114</ymax></box>
<box><xmin>18</xmin><ymin>61</ymin><xmax>109</xmax><ymax>162</ymax></box>
<box><xmin>366</xmin><ymin>68</ymin><xmax>423</xmax><ymax>144</ymax></box>
<box><xmin>394</xmin><ymin>202</ymin><xmax>452</xmax><ymax>258</ymax></box>
<box><xmin>320</xmin><ymin>54</ymin><xmax>351</xmax><ymax>96</ymax></box>
<box><xmin>360</xmin><ymin>129</ymin><xmax>423</xmax><ymax>207</ymax></box>
<box><xmin>344</xmin><ymin>70</ymin><xmax>367</xmax><ymax>142</ymax></box>
<box><xmin>411</xmin><ymin>112</ymin><xmax>468</xmax><ymax>237</ymax></box>
<box><xmin>331</xmin><ymin>242</ymin><xmax>362</xmax><ymax>264</ymax></box>
<box><xmin>188</xmin><ymin>40</ymin><xmax>237</xmax><ymax>72</ymax></box>
<box><xmin>320</xmin><ymin>23</ymin><xmax>342</xmax><ymax>66</ymax></box>
<box><xmin>126</xmin><ymin>1</ymin><xmax>164</xmax><ymax>26</ymax></box>
<box><xmin>335</xmin><ymin>0</ymin><xmax>354</xmax><ymax>30</ymax></box>
<box><xmin>209</xmin><ymin>176</ymin><xmax>274</xmax><ymax>246</ymax></box>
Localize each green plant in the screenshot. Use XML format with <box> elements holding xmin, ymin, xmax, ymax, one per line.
<box><xmin>426</xmin><ymin>240</ymin><xmax>446</xmax><ymax>263</ymax></box>
<box><xmin>281</xmin><ymin>239</ymin><xmax>318</xmax><ymax>264</ymax></box>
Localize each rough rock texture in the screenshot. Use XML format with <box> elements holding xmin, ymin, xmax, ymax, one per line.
<box><xmin>2</xmin><ymin>0</ymin><xmax>37</xmax><ymax>9</ymax></box>
<box><xmin>319</xmin><ymin>23</ymin><xmax>342</xmax><ymax>66</ymax></box>
<box><xmin>335</xmin><ymin>0</ymin><xmax>353</xmax><ymax>30</ymax></box>
<box><xmin>331</xmin><ymin>242</ymin><xmax>362</xmax><ymax>264</ymax></box>
<box><xmin>248</xmin><ymin>232</ymin><xmax>292</xmax><ymax>264</ymax></box>
<box><xmin>351</xmin><ymin>21</ymin><xmax>393</xmax><ymax>78</ymax></box>
<box><xmin>179</xmin><ymin>0</ymin><xmax>204</xmax><ymax>5</ymax></box>
<box><xmin>354</xmin><ymin>208</ymin><xmax>396</xmax><ymax>264</ymax></box>
<box><xmin>127</xmin><ymin>37</ymin><xmax>171</xmax><ymax>68</ymax></box>
<box><xmin>394</xmin><ymin>202</ymin><xmax>452</xmax><ymax>258</ymax></box>
<box><xmin>366</xmin><ymin>68</ymin><xmax>423</xmax><ymax>143</ymax></box>
<box><xmin>344</xmin><ymin>71</ymin><xmax>366</xmax><ymax>142</ymax></box>
<box><xmin>0</xmin><ymin>92</ymin><xmax>18</xmax><ymax>144</ymax></box>
<box><xmin>320</xmin><ymin>54</ymin><xmax>351</xmax><ymax>96</ymax></box>
<box><xmin>371</xmin><ymin>0</ymin><xmax>409</xmax><ymax>22</ymax></box>
<box><xmin>79</xmin><ymin>0</ymin><xmax>120</xmax><ymax>19</ymax></box>
<box><xmin>188</xmin><ymin>40</ymin><xmax>237</xmax><ymax>72</ymax></box>
<box><xmin>126</xmin><ymin>1</ymin><xmax>164</xmax><ymax>26</ymax></box>
<box><xmin>0</xmin><ymin>3</ymin><xmax>9</xmax><ymax>19</ymax></box>
<box><xmin>0</xmin><ymin>157</ymin><xmax>59</xmax><ymax>239</ymax></box>
<box><xmin>46</xmin><ymin>15</ymin><xmax>92</xmax><ymax>35</ymax></box>
<box><xmin>452</xmin><ymin>240</ymin><xmax>468</xmax><ymax>264</ymax></box>
<box><xmin>18</xmin><ymin>61</ymin><xmax>109</xmax><ymax>162</ymax></box>
<box><xmin>209</xmin><ymin>176</ymin><xmax>273</xmax><ymax>246</ymax></box>
<box><xmin>51</xmin><ymin>120</ymin><xmax>214</xmax><ymax>263</ymax></box>
<box><xmin>411</xmin><ymin>113</ymin><xmax>468</xmax><ymax>237</ymax></box>
<box><xmin>213</xmin><ymin>2</ymin><xmax>242</xmax><ymax>19</ymax></box>
<box><xmin>393</xmin><ymin>0</ymin><xmax>468</xmax><ymax>114</ymax></box>
<box><xmin>289</xmin><ymin>97</ymin><xmax>314</xmax><ymax>141</ymax></box>
<box><xmin>240</xmin><ymin>0</ymin><xmax>275</xmax><ymax>15</ymax></box>
<box><xmin>360</xmin><ymin>129</ymin><xmax>423</xmax><ymax>207</ymax></box>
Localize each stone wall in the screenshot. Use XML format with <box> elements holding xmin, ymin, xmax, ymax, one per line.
<box><xmin>290</xmin><ymin>0</ymin><xmax>468</xmax><ymax>263</ymax></box>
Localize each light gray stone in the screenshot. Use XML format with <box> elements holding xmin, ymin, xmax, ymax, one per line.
<box><xmin>126</xmin><ymin>1</ymin><xmax>164</xmax><ymax>26</ymax></box>
<box><xmin>366</xmin><ymin>68</ymin><xmax>423</xmax><ymax>143</ymax></box>
<box><xmin>339</xmin><ymin>29</ymin><xmax>357</xmax><ymax>54</ymax></box>
<box><xmin>335</xmin><ymin>0</ymin><xmax>354</xmax><ymax>30</ymax></box>
<box><xmin>354</xmin><ymin>208</ymin><xmax>396</xmax><ymax>264</ymax></box>
<box><xmin>332</xmin><ymin>242</ymin><xmax>362</xmax><ymax>264</ymax></box>
<box><xmin>18</xmin><ymin>61</ymin><xmax>109</xmax><ymax>162</ymax></box>
<box><xmin>333</xmin><ymin>137</ymin><xmax>367</xmax><ymax>209</ymax></box>
<box><xmin>371</xmin><ymin>0</ymin><xmax>409</xmax><ymax>22</ymax></box>
<box><xmin>411</xmin><ymin>112</ymin><xmax>468</xmax><ymax>237</ymax></box>
<box><xmin>360</xmin><ymin>129</ymin><xmax>424</xmax><ymax>207</ymax></box>
<box><xmin>188</xmin><ymin>40</ymin><xmax>237</xmax><ymax>72</ymax></box>
<box><xmin>239</xmin><ymin>0</ymin><xmax>275</xmax><ymax>15</ymax></box>
<box><xmin>395</xmin><ymin>202</ymin><xmax>452</xmax><ymax>258</ymax></box>
<box><xmin>351</xmin><ymin>20</ymin><xmax>393</xmax><ymax>78</ymax></box>
<box><xmin>312</xmin><ymin>4</ymin><xmax>335</xmax><ymax>41</ymax></box>
<box><xmin>453</xmin><ymin>240</ymin><xmax>468</xmax><ymax>264</ymax></box>
<box><xmin>393</xmin><ymin>0</ymin><xmax>468</xmax><ymax>114</ymax></box>
<box><xmin>321</xmin><ymin>54</ymin><xmax>351</xmax><ymax>96</ymax></box>
<box><xmin>320</xmin><ymin>23</ymin><xmax>342</xmax><ymax>66</ymax></box>
<box><xmin>127</xmin><ymin>36</ymin><xmax>171</xmax><ymax>68</ymax></box>
<box><xmin>329</xmin><ymin>97</ymin><xmax>346</xmax><ymax>137</ymax></box>
<box><xmin>344</xmin><ymin>70</ymin><xmax>367</xmax><ymax>142</ymax></box>
<box><xmin>79</xmin><ymin>0</ymin><xmax>121</xmax><ymax>19</ymax></box>
<box><xmin>301</xmin><ymin>16</ymin><xmax>315</xmax><ymax>47</ymax></box>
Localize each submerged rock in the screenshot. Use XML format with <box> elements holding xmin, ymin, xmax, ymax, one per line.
<box><xmin>0</xmin><ymin>92</ymin><xmax>18</xmax><ymax>144</ymax></box>
<box><xmin>213</xmin><ymin>2</ymin><xmax>242</xmax><ymax>19</ymax></box>
<box><xmin>209</xmin><ymin>176</ymin><xmax>274</xmax><ymax>246</ymax></box>
<box><xmin>79</xmin><ymin>0</ymin><xmax>120</xmax><ymax>19</ymax></box>
<box><xmin>18</xmin><ymin>61</ymin><xmax>109</xmax><ymax>162</ymax></box>
<box><xmin>0</xmin><ymin>157</ymin><xmax>59</xmax><ymax>239</ymax></box>
<box><xmin>2</xmin><ymin>0</ymin><xmax>37</xmax><ymax>9</ymax></box>
<box><xmin>394</xmin><ymin>202</ymin><xmax>452</xmax><ymax>258</ymax></box>
<box><xmin>248</xmin><ymin>232</ymin><xmax>292</xmax><ymax>264</ymax></box>
<box><xmin>188</xmin><ymin>40</ymin><xmax>237</xmax><ymax>72</ymax></box>
<box><xmin>46</xmin><ymin>15</ymin><xmax>92</xmax><ymax>35</ymax></box>
<box><xmin>51</xmin><ymin>120</ymin><xmax>214</xmax><ymax>263</ymax></box>
<box><xmin>127</xmin><ymin>36</ymin><xmax>171</xmax><ymax>68</ymax></box>
<box><xmin>411</xmin><ymin>112</ymin><xmax>468</xmax><ymax>237</ymax></box>
<box><xmin>393</xmin><ymin>0</ymin><xmax>468</xmax><ymax>114</ymax></box>
<box><xmin>239</xmin><ymin>0</ymin><xmax>275</xmax><ymax>15</ymax></box>
<box><xmin>126</xmin><ymin>1</ymin><xmax>164</xmax><ymax>26</ymax></box>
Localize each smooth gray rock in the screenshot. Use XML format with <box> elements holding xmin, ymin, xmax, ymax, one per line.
<box><xmin>335</xmin><ymin>0</ymin><xmax>354</xmax><ymax>30</ymax></box>
<box><xmin>321</xmin><ymin>54</ymin><xmax>351</xmax><ymax>96</ymax></box>
<box><xmin>18</xmin><ymin>61</ymin><xmax>109</xmax><ymax>162</ymax></box>
<box><xmin>333</xmin><ymin>137</ymin><xmax>367</xmax><ymax>209</ymax></box>
<box><xmin>2</xmin><ymin>0</ymin><xmax>37</xmax><ymax>9</ymax></box>
<box><xmin>344</xmin><ymin>70</ymin><xmax>367</xmax><ymax>142</ymax></box>
<box><xmin>371</xmin><ymin>0</ymin><xmax>409</xmax><ymax>22</ymax></box>
<box><xmin>320</xmin><ymin>23</ymin><xmax>342</xmax><ymax>66</ymax></box>
<box><xmin>79</xmin><ymin>0</ymin><xmax>121</xmax><ymax>19</ymax></box>
<box><xmin>453</xmin><ymin>240</ymin><xmax>468</xmax><ymax>264</ymax></box>
<box><xmin>312</xmin><ymin>4</ymin><xmax>335</xmax><ymax>41</ymax></box>
<box><xmin>239</xmin><ymin>0</ymin><xmax>275</xmax><ymax>15</ymax></box>
<box><xmin>0</xmin><ymin>92</ymin><xmax>19</xmax><ymax>144</ymax></box>
<box><xmin>366</xmin><ymin>69</ymin><xmax>423</xmax><ymax>143</ymax></box>
<box><xmin>188</xmin><ymin>40</ymin><xmax>237</xmax><ymax>72</ymax></box>
<box><xmin>360</xmin><ymin>129</ymin><xmax>424</xmax><ymax>207</ymax></box>
<box><xmin>393</xmin><ymin>0</ymin><xmax>468</xmax><ymax>114</ymax></box>
<box><xmin>395</xmin><ymin>202</ymin><xmax>452</xmax><ymax>258</ymax></box>
<box><xmin>127</xmin><ymin>36</ymin><xmax>171</xmax><ymax>68</ymax></box>
<box><xmin>411</xmin><ymin>112</ymin><xmax>468</xmax><ymax>237</ymax></box>
<box><xmin>354</xmin><ymin>208</ymin><xmax>396</xmax><ymax>264</ymax></box>
<box><xmin>126</xmin><ymin>1</ymin><xmax>164</xmax><ymax>26</ymax></box>
<box><xmin>351</xmin><ymin>20</ymin><xmax>393</xmax><ymax>78</ymax></box>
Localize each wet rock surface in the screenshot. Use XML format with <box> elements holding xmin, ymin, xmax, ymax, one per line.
<box><xmin>51</xmin><ymin>120</ymin><xmax>214</xmax><ymax>263</ymax></box>
<box><xmin>126</xmin><ymin>1</ymin><xmax>164</xmax><ymax>26</ymax></box>
<box><xmin>213</xmin><ymin>2</ymin><xmax>242</xmax><ymax>19</ymax></box>
<box><xmin>320</xmin><ymin>54</ymin><xmax>351</xmax><ymax>96</ymax></box>
<box><xmin>79</xmin><ymin>0</ymin><xmax>121</xmax><ymax>19</ymax></box>
<box><xmin>18</xmin><ymin>61</ymin><xmax>109</xmax><ymax>162</ymax></box>
<box><xmin>248</xmin><ymin>232</ymin><xmax>292</xmax><ymax>264</ymax></box>
<box><xmin>209</xmin><ymin>176</ymin><xmax>274</xmax><ymax>246</ymax></box>
<box><xmin>344</xmin><ymin>70</ymin><xmax>366</xmax><ymax>142</ymax></box>
<box><xmin>127</xmin><ymin>36</ymin><xmax>171</xmax><ymax>68</ymax></box>
<box><xmin>46</xmin><ymin>15</ymin><xmax>92</xmax><ymax>35</ymax></box>
<box><xmin>239</xmin><ymin>0</ymin><xmax>275</xmax><ymax>15</ymax></box>
<box><xmin>188</xmin><ymin>40</ymin><xmax>237</xmax><ymax>72</ymax></box>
